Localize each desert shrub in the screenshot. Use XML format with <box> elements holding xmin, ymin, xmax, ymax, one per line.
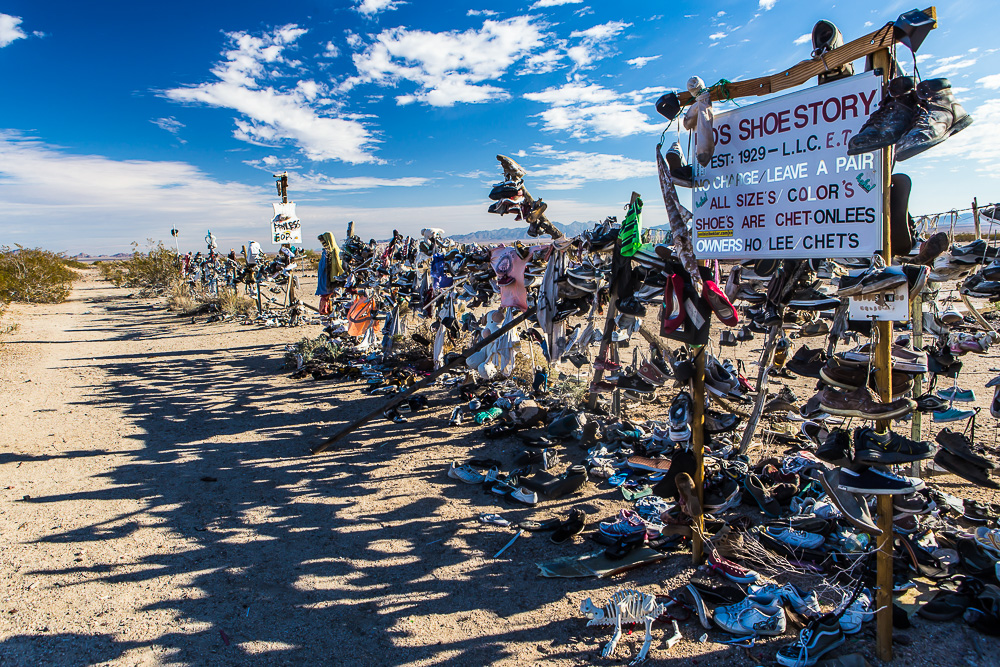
<box><xmin>61</xmin><ymin>257</ymin><xmax>89</xmax><ymax>270</ymax></box>
<box><xmin>97</xmin><ymin>240</ymin><xmax>180</xmax><ymax>294</ymax></box>
<box><xmin>0</xmin><ymin>245</ymin><xmax>78</xmax><ymax>304</ymax></box>
<box><xmin>217</xmin><ymin>288</ymin><xmax>257</xmax><ymax>316</ymax></box>
<box><xmin>284</xmin><ymin>335</ymin><xmax>342</xmax><ymax>368</ymax></box>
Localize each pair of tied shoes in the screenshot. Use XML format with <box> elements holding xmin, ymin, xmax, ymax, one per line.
<box><xmin>661</xmin><ymin>272</ymin><xmax>739</xmax><ymax>335</ymax></box>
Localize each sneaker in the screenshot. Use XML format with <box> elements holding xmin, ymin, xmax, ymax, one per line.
<box><xmin>810</xmin><ymin>467</ymin><xmax>881</xmax><ymax>535</ymax></box>
<box><xmin>816</xmin><ymin>428</ymin><xmax>853</xmax><ymax>466</ymax></box>
<box><xmin>838</xmin><ymin>589</ymin><xmax>874</xmax><ymax>635</ymax></box>
<box><xmin>896</xmin><ymin>77</ymin><xmax>974</xmax><ymax>161</ymax></box>
<box><xmin>837</xmin><ymin>466</ymin><xmax>923</xmax><ymax>495</ymax></box>
<box><xmin>713</xmin><ymin>595</ymin><xmax>786</xmax><ymax>636</ymax></box>
<box><xmin>682</xmin><ymin>583</ymin><xmax>714</xmax><ymax>630</ymax></box>
<box><xmin>775</xmin><ymin>617</ymin><xmax>846</xmax><ymax>666</ymax></box>
<box><xmin>935</xmin><ymin>428</ymin><xmax>997</xmax><ymax>469</ymax></box>
<box><xmin>933</xmin><ymin>449</ymin><xmax>1000</xmax><ymax>489</ymax></box>
<box><xmin>750</xmin><ymin>583</ymin><xmax>822</xmax><ymax>617</ymax></box>
<box><xmin>705</xmin><ymin>411</ymin><xmax>740</xmax><ymax>433</ymax></box>
<box><xmin>937</xmin><ymin>387</ymin><xmax>976</xmax><ymax>402</ymax></box>
<box><xmin>617</xmin><ymin>374</ymin><xmax>657</xmax><ymax>394</ymax></box>
<box><xmin>765</xmin><ymin>525</ymin><xmax>825</xmax><ymax>550</ymax></box>
<box><xmin>933</xmin><ymin>406</ymin><xmax>975</xmax><ymax>423</ymax></box>
<box><xmin>708</xmin><ymin>549</ymin><xmax>759</xmax><ymax>584</ymax></box>
<box><xmin>800</xmin><ymin>421</ymin><xmax>829</xmax><ymax>447</ymax></box>
<box><xmin>853</xmin><ymin>427</ymin><xmax>935</xmax><ymax>464</ymax></box>
<box><xmin>787</xmin><ymin>346</ymin><xmax>828</xmax><ymax>378</ymax></box>
<box><xmin>818</xmin><ymin>385</ymin><xmax>915</xmax><ymax>420</ymax></box>
<box><xmin>787</xmin><ymin>287</ymin><xmax>841</xmax><ymax>310</ymax></box>
<box><xmin>915</xmin><ymin>392</ymin><xmax>949</xmax><ymax>413</ymax></box>
<box><xmin>689</xmin><ymin>569</ymin><xmax>749</xmax><ymax>605</ymax></box>
<box><xmin>510</xmin><ymin>486</ymin><xmax>539</xmax><ymax>505</ymax></box>
<box><xmin>448</xmin><ymin>463</ymin><xmax>485</xmax><ymax>484</ymax></box>
<box><xmin>598</xmin><ymin>509</ymin><xmax>646</xmax><ymax>538</ymax></box>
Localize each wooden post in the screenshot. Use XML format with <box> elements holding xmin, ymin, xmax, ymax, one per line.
<box><xmin>872</xmin><ymin>46</ymin><xmax>895</xmax><ymax>664</ymax></box>
<box><xmin>911</xmin><ymin>295</ymin><xmax>923</xmax><ymax>477</ymax></box>
<box><xmin>973</xmin><ymin>198</ymin><xmax>981</xmax><ymax>240</ymax></box>
<box><xmin>690</xmin><ymin>345</ymin><xmax>706</xmax><ymax>564</ymax></box>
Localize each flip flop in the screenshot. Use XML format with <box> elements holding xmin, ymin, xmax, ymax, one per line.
<box><xmin>479</xmin><ymin>513</ymin><xmax>511</xmax><ymax>527</ymax></box>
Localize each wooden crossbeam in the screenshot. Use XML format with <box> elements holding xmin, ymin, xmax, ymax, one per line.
<box><xmin>676</xmin><ymin>6</ymin><xmax>936</xmax><ymax>105</ymax></box>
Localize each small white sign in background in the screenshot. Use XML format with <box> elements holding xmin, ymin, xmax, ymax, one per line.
<box><xmin>271</xmin><ymin>202</ymin><xmax>302</xmax><ymax>245</ymax></box>
<box><xmin>693</xmin><ymin>72</ymin><xmax>883</xmax><ymax>260</ymax></box>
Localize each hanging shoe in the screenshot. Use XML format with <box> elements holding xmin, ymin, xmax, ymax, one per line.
<box><xmin>896</xmin><ymin>78</ymin><xmax>974</xmax><ymax>161</ymax></box>
<box><xmin>811</xmin><ymin>19</ymin><xmax>854</xmax><ymax>85</ymax></box>
<box><xmin>848</xmin><ymin>76</ymin><xmax>918</xmax><ymax>155</ymax></box>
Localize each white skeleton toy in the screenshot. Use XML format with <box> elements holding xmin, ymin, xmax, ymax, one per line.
<box><xmin>580</xmin><ymin>589</ymin><xmax>680</xmax><ymax>665</ymax></box>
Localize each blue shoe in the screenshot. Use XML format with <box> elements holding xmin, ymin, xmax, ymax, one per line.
<box><xmin>933</xmin><ymin>407</ymin><xmax>975</xmax><ymax>422</ymax></box>
<box><xmin>937</xmin><ymin>387</ymin><xmax>976</xmax><ymax>402</ymax></box>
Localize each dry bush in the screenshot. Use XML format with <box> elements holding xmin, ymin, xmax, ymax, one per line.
<box><xmin>97</xmin><ymin>240</ymin><xmax>180</xmax><ymax>295</ymax></box>
<box><xmin>0</xmin><ymin>245</ymin><xmax>78</xmax><ymax>304</ymax></box>
<box><xmin>166</xmin><ymin>282</ymin><xmax>197</xmax><ymax>312</ymax></box>
<box><xmin>217</xmin><ymin>288</ymin><xmax>257</xmax><ymax>316</ymax></box>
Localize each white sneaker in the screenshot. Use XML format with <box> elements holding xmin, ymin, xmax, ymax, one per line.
<box><xmin>839</xmin><ymin>588</ymin><xmax>874</xmax><ymax>634</ymax></box>
<box><xmin>448</xmin><ymin>463</ymin><xmax>485</xmax><ymax>484</ymax></box>
<box><xmin>713</xmin><ymin>595</ymin><xmax>786</xmax><ymax>636</ymax></box>
<box><xmin>511</xmin><ymin>487</ymin><xmax>538</xmax><ymax>505</ymax></box>
<box><xmin>765</xmin><ymin>526</ymin><xmax>825</xmax><ymax>550</ymax></box>
<box><xmin>750</xmin><ymin>583</ymin><xmax>822</xmax><ymax>617</ymax></box>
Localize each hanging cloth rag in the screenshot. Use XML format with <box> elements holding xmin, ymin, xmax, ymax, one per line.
<box><xmin>537</xmin><ymin>246</ymin><xmax>564</xmax><ymax>342</ymax></box>
<box><xmin>683</xmin><ymin>77</ymin><xmax>715</xmax><ymax>167</ymax></box>
<box><xmin>318</xmin><ymin>232</ymin><xmax>344</xmax><ymax>280</ymax></box>
<box><xmin>346</xmin><ymin>296</ymin><xmax>374</xmax><ymax>338</ymax></box>
<box><xmin>657</xmin><ymin>143</ymin><xmax>702</xmax><ymax>293</ymax></box>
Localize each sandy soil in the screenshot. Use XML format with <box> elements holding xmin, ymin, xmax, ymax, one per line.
<box><xmin>1</xmin><ymin>270</ymin><xmax>999</xmax><ymax>666</ymax></box>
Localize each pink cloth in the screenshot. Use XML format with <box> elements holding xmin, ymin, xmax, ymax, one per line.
<box><xmin>490</xmin><ymin>246</ymin><xmax>529</xmax><ymax>312</ymax></box>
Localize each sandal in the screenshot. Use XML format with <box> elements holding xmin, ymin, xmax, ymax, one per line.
<box><xmin>550</xmin><ymin>508</ymin><xmax>587</xmax><ymax>544</ymax></box>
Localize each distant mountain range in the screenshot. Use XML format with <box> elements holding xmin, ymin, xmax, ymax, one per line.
<box><xmin>448</xmin><ymin>220</ymin><xmax>599</xmax><ymax>243</ymax></box>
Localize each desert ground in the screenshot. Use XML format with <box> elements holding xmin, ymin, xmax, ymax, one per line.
<box><xmin>1</xmin><ymin>269</ymin><xmax>998</xmax><ymax>666</ymax></box>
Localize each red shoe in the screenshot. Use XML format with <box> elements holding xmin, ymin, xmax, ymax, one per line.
<box><xmin>707</xmin><ymin>549</ymin><xmax>759</xmax><ymax>584</ymax></box>
<box><xmin>703</xmin><ymin>279</ymin><xmax>739</xmax><ymax>326</ymax></box>
<box><xmin>661</xmin><ymin>274</ymin><xmax>686</xmax><ymax>334</ymax></box>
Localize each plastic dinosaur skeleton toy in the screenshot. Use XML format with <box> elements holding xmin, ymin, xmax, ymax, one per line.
<box><xmin>579</xmin><ymin>589</ymin><xmax>681</xmax><ymax>665</ymax></box>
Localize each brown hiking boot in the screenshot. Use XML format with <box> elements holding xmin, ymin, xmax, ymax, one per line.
<box><xmin>819</xmin><ymin>358</ymin><xmax>912</xmax><ymax>396</ymax></box>
<box><xmin>675</xmin><ymin>472</ymin><xmax>702</xmax><ymax>519</ymax></box>
<box><xmin>906</xmin><ymin>231</ymin><xmax>949</xmax><ymax>266</ymax></box>
<box><xmin>818</xmin><ymin>384</ymin><xmax>915</xmax><ymax>420</ymax></box>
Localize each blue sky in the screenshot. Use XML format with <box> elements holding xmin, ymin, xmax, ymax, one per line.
<box><xmin>0</xmin><ymin>0</ymin><xmax>997</xmax><ymax>253</ymax></box>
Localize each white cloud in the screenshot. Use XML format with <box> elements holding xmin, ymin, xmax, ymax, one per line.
<box><xmin>346</xmin><ymin>17</ymin><xmax>548</xmax><ymax>107</ymax></box>
<box><xmin>627</xmin><ymin>55</ymin><xmax>660</xmax><ymax>69</ymax></box>
<box><xmin>273</xmin><ymin>172</ymin><xmax>429</xmax><ymax>192</ymax></box>
<box><xmin>709</xmin><ymin>32</ymin><xmax>728</xmax><ymax>41</ymax></box>
<box><xmin>526</xmin><ymin>146</ymin><xmax>657</xmax><ymax>189</ymax></box>
<box><xmin>758</xmin><ymin>0</ymin><xmax>777</xmax><ymax>10</ymax></box>
<box><xmin>716</xmin><ymin>11</ymin><xmax>726</xmax><ymax>17</ymax></box>
<box><xmin>864</xmin><ymin>21</ymin><xmax>873</xmax><ymax>27</ymax></box>
<box><xmin>530</xmin><ymin>0</ymin><xmax>583</xmax><ymax>7</ymax></box>
<box><xmin>978</xmin><ymin>74</ymin><xmax>1000</xmax><ymax>89</ymax></box>
<box><xmin>323</xmin><ymin>41</ymin><xmax>339</xmax><ymax>57</ymax></box>
<box><xmin>916</xmin><ymin>53</ymin><xmax>934</xmax><ymax>63</ymax></box>
<box><xmin>793</xmin><ymin>33</ymin><xmax>810</xmax><ymax>46</ymax></box>
<box><xmin>151</xmin><ymin>117</ymin><xmax>186</xmax><ymax>143</ymax></box>
<box><xmin>914</xmin><ymin>100</ymin><xmax>1000</xmax><ymax>178</ymax></box>
<box><xmin>354</xmin><ymin>0</ymin><xmax>403</xmax><ymax>16</ymax></box>
<box><xmin>524</xmin><ymin>83</ymin><xmax>663</xmax><ymax>141</ymax></box>
<box><xmin>0</xmin><ymin>13</ymin><xmax>27</xmax><ymax>47</ymax></box>
<box><xmin>567</xmin><ymin>20</ymin><xmax>631</xmax><ymax>68</ymax></box>
<box><xmin>466</xmin><ymin>9</ymin><xmax>498</xmax><ymax>16</ymax></box>
<box><xmin>164</xmin><ymin>25</ymin><xmax>380</xmax><ymax>164</ymax></box>
<box><xmin>928</xmin><ymin>55</ymin><xmax>979</xmax><ymax>77</ymax></box>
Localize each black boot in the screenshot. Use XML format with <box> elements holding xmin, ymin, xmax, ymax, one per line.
<box><xmin>848</xmin><ymin>76</ymin><xmax>917</xmax><ymax>155</ymax></box>
<box><xmin>896</xmin><ymin>77</ymin><xmax>974</xmax><ymax>161</ymax></box>
<box><xmin>812</xmin><ymin>20</ymin><xmax>854</xmax><ymax>85</ymax></box>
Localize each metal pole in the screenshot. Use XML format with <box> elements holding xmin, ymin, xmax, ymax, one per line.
<box><xmin>911</xmin><ymin>295</ymin><xmax>923</xmax><ymax>477</ymax></box>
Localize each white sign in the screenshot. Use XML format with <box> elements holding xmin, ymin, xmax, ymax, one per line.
<box><xmin>692</xmin><ymin>73</ymin><xmax>883</xmax><ymax>260</ymax></box>
<box><xmin>847</xmin><ymin>269</ymin><xmax>909</xmax><ymax>321</ymax></box>
<box><xmin>271</xmin><ymin>202</ymin><xmax>302</xmax><ymax>244</ymax></box>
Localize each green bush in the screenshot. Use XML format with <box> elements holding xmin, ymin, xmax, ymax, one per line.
<box><xmin>0</xmin><ymin>245</ymin><xmax>79</xmax><ymax>304</ymax></box>
<box><xmin>97</xmin><ymin>240</ymin><xmax>181</xmax><ymax>295</ymax></box>
<box><xmin>284</xmin><ymin>335</ymin><xmax>342</xmax><ymax>368</ymax></box>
